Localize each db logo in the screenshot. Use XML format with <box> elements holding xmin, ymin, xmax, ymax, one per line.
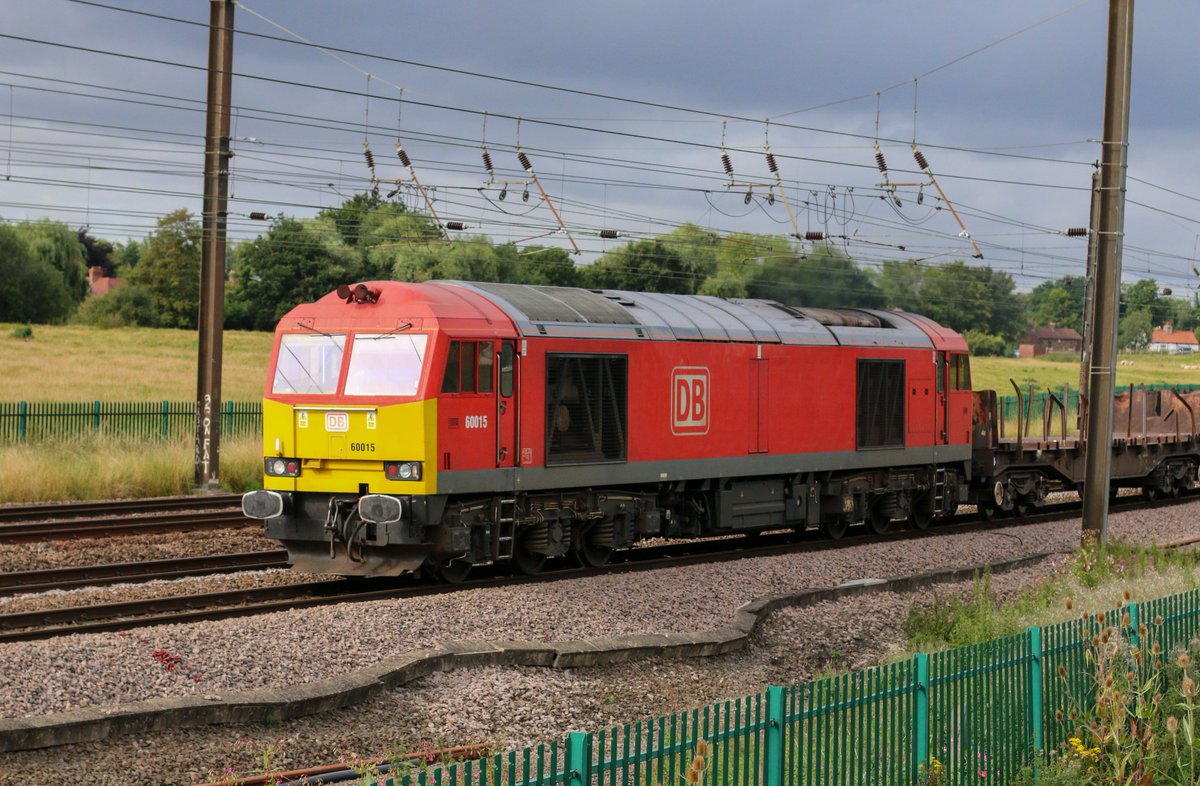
<box><xmin>671</xmin><ymin>367</ymin><xmax>709</xmax><ymax>435</ymax></box>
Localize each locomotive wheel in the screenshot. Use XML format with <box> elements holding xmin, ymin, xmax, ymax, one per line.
<box><xmin>430</xmin><ymin>558</ymin><xmax>472</xmax><ymax>584</ymax></box>
<box><xmin>820</xmin><ymin>518</ymin><xmax>849</xmax><ymax>540</ymax></box>
<box><xmin>512</xmin><ymin>539</ymin><xmax>548</xmax><ymax>575</ymax></box>
<box><xmin>578</xmin><ymin>538</ymin><xmax>614</xmax><ymax>568</ymax></box>
<box><xmin>908</xmin><ymin>496</ymin><xmax>933</xmax><ymax>531</ymax></box>
<box><xmin>867</xmin><ymin>501</ymin><xmax>892</xmax><ymax>535</ymax></box>
<box><xmin>577</xmin><ymin>521</ymin><xmax>616</xmax><ymax>568</ymax></box>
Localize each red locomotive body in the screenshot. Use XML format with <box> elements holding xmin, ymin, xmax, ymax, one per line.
<box><xmin>244</xmin><ymin>280</ymin><xmax>977</xmax><ymax>578</ymax></box>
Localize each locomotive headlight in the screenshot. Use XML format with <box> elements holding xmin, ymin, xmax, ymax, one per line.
<box><xmin>264</xmin><ymin>457</ymin><xmax>301</xmax><ymax>477</ymax></box>
<box><xmin>384</xmin><ymin>461</ymin><xmax>422</xmax><ymax>481</ymax></box>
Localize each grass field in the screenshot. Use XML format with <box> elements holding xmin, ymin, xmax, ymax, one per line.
<box><xmin>971</xmin><ymin>352</ymin><xmax>1200</xmax><ymax>394</ymax></box>
<box><xmin>4</xmin><ymin>323</ymin><xmax>1199</xmax><ymax>402</ymax></box>
<box><xmin>2</xmin><ymin>323</ymin><xmax>274</xmax><ymax>401</ymax></box>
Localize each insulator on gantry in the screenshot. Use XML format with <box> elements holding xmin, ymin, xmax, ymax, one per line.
<box><xmin>766</xmin><ymin>152</ymin><xmax>779</xmax><ymax>174</ymax></box>
<box><xmin>599</xmin><ymin>229</ymin><xmax>620</xmax><ymax>239</ymax></box>
<box><xmin>396</xmin><ymin>144</ymin><xmax>412</xmax><ymax>168</ymax></box>
<box><xmin>517</xmin><ymin>150</ymin><xmax>533</xmax><ymax>172</ymax></box>
<box><xmin>446</xmin><ymin>221</ymin><xmax>467</xmax><ymax>231</ymax></box>
<box><xmin>481</xmin><ymin>149</ymin><xmax>494</xmax><ymax>174</ymax></box>
<box><xmin>363</xmin><ymin>147</ymin><xmax>376</xmax><ymax>171</ymax></box>
<box><xmin>873</xmin><ymin>144</ymin><xmax>889</xmax><ymax>176</ymax></box>
<box><xmin>720</xmin><ymin>150</ymin><xmax>733</xmax><ymax>176</ymax></box>
<box><xmin>804</xmin><ymin>231</ymin><xmax>826</xmax><ymax>241</ymax></box>
<box><xmin>1065</xmin><ymin>227</ymin><xmax>1089</xmax><ymax>237</ymax></box>
<box><xmin>912</xmin><ymin>147</ymin><xmax>930</xmax><ymax>172</ymax></box>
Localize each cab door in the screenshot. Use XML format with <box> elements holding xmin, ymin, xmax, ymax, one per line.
<box><xmin>935</xmin><ymin>351</ymin><xmax>949</xmax><ymax>444</ymax></box>
<box><xmin>496</xmin><ymin>341</ymin><xmax>518</xmax><ymax>468</ymax></box>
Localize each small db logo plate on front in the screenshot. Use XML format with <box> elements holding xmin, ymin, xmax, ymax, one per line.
<box><xmin>671</xmin><ymin>367</ymin><xmax>709</xmax><ymax>435</ymax></box>
<box><xmin>325</xmin><ymin>411</ymin><xmax>349</xmax><ymax>432</ymax></box>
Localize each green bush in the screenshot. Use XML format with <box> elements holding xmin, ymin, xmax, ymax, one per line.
<box><xmin>963</xmin><ymin>329</ymin><xmax>1010</xmax><ymax>357</ymax></box>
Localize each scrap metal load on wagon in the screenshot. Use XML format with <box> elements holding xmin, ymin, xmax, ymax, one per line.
<box><xmin>241</xmin><ymin>280</ymin><xmax>1200</xmax><ymax>581</ymax></box>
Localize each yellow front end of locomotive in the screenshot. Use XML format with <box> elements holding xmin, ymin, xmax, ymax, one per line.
<box><xmin>260</xmin><ymin>397</ymin><xmax>438</xmax><ymax>495</ymax></box>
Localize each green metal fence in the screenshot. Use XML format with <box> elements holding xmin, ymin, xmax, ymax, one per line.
<box><xmin>380</xmin><ymin>589</ymin><xmax>1200</xmax><ymax>786</ymax></box>
<box><xmin>0</xmin><ymin>401</ymin><xmax>262</xmax><ymax>443</ymax></box>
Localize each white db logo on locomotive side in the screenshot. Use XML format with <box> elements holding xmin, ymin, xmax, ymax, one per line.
<box><xmin>671</xmin><ymin>367</ymin><xmax>709</xmax><ymax>435</ymax></box>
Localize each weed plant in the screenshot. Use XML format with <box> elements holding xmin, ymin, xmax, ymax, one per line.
<box><xmin>903</xmin><ymin>542</ymin><xmax>1200</xmax><ymax>653</ymax></box>
<box><xmin>0</xmin><ymin>432</ymin><xmax>263</xmax><ymax>502</ymax></box>
<box><xmin>1012</xmin><ymin>599</ymin><xmax>1200</xmax><ymax>785</ymax></box>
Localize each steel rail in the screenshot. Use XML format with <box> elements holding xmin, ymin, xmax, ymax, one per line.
<box><xmin>0</xmin><ymin>494</ymin><xmax>242</xmax><ymax>522</ymax></box>
<box><xmin>0</xmin><ymin>509</ymin><xmax>255</xmax><ymax>543</ymax></box>
<box><xmin>0</xmin><ymin>550</ymin><xmax>290</xmax><ymax>596</ymax></box>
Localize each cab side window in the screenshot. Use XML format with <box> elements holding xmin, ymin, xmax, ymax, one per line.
<box><xmin>441</xmin><ymin>340</ymin><xmax>496</xmax><ymax>394</ymax></box>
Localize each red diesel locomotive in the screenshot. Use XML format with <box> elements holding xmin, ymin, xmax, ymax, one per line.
<box><xmin>241</xmin><ymin>280</ymin><xmax>978</xmax><ymax>580</ymax></box>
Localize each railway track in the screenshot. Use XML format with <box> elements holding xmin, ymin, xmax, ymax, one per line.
<box><xmin>3</xmin><ymin>491</ymin><xmax>1190</xmax><ymax>644</ymax></box>
<box><xmin>0</xmin><ymin>550</ymin><xmax>290</xmax><ymax>596</ymax></box>
<box><xmin>0</xmin><ymin>504</ymin><xmax>255</xmax><ymax>543</ymax></box>
<box><xmin>0</xmin><ymin>494</ymin><xmax>242</xmax><ymax>523</ymax></box>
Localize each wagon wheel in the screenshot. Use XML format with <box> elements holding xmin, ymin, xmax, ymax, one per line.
<box><xmin>1015</xmin><ymin>496</ymin><xmax>1035</xmax><ymax>517</ymax></box>
<box><xmin>977</xmin><ymin>499</ymin><xmax>999</xmax><ymax>520</ymax></box>
<box><xmin>512</xmin><ymin>530</ymin><xmax>548</xmax><ymax>576</ymax></box>
<box><xmin>428</xmin><ymin>557</ymin><xmax>472</xmax><ymax>584</ymax></box>
<box><xmin>1144</xmin><ymin>485</ymin><xmax>1161</xmax><ymax>502</ymax></box>
<box><xmin>908</xmin><ymin>495</ymin><xmax>933</xmax><ymax>531</ymax></box>
<box><xmin>819</xmin><ymin>518</ymin><xmax>849</xmax><ymax>540</ymax></box>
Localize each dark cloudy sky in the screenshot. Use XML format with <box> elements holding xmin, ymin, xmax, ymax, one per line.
<box><xmin>3</xmin><ymin>0</ymin><xmax>1199</xmax><ymax>295</ymax></box>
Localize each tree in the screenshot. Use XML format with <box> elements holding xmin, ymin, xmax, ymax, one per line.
<box><xmin>745</xmin><ymin>243</ymin><xmax>884</xmax><ymax>308</ymax></box>
<box><xmin>359</xmin><ymin>201</ymin><xmax>443</xmax><ymax>279</ymax></box>
<box><xmin>508</xmin><ymin>246</ymin><xmax>580</xmax><ymax>287</ymax></box>
<box><xmin>74</xmin><ymin>284</ymin><xmax>160</xmax><ymax>327</ymax></box>
<box><xmin>391</xmin><ymin>236</ymin><xmax>512</xmax><ymax>283</ymax></box>
<box><xmin>0</xmin><ymin>224</ymin><xmax>75</xmax><ymax>323</ymax></box>
<box><xmin>876</xmin><ymin>259</ymin><xmax>925</xmax><ymax>313</ymax></box>
<box><xmin>113</xmin><ymin>240</ymin><xmax>142</xmax><ymax>273</ymax></box>
<box><xmin>582</xmin><ymin>238</ymin><xmax>703</xmax><ymax>294</ymax></box>
<box><xmin>1118</xmin><ymin>309</ymin><xmax>1152</xmax><ymax>350</ymax></box>
<box><xmin>226</xmin><ymin>216</ymin><xmax>362</xmax><ymax>331</ymax></box>
<box><xmin>1028</xmin><ymin>276</ymin><xmax>1086</xmax><ymax>332</ymax></box>
<box><xmin>14</xmin><ymin>219</ymin><xmax>89</xmax><ymax>304</ymax></box>
<box><xmin>129</xmin><ymin>209</ymin><xmax>201</xmax><ymax>329</ymax></box>
<box><xmin>962</xmin><ymin>329</ymin><xmax>1009</xmax><ymax>357</ymax></box>
<box><xmin>77</xmin><ymin>228</ymin><xmax>116</xmax><ymax>277</ymax></box>
<box><xmin>1122</xmin><ymin>279</ymin><xmax>1168</xmax><ymax>327</ymax></box>
<box><xmin>909</xmin><ymin>261</ymin><xmax>1025</xmax><ymax>340</ymax></box>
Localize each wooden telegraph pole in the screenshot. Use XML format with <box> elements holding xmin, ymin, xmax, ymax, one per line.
<box><xmin>1081</xmin><ymin>0</ymin><xmax>1134</xmax><ymax>544</ymax></box>
<box><xmin>195</xmin><ymin>0</ymin><xmax>235</xmax><ymax>491</ymax></box>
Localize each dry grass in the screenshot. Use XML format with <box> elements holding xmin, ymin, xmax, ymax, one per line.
<box><xmin>1</xmin><ymin>323</ymin><xmax>273</xmax><ymax>402</ymax></box>
<box><xmin>0</xmin><ymin>433</ymin><xmax>263</xmax><ymax>503</ymax></box>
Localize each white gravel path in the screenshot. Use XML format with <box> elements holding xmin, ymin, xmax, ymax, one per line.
<box><xmin>0</xmin><ymin>500</ymin><xmax>1195</xmax><ymax>785</ymax></box>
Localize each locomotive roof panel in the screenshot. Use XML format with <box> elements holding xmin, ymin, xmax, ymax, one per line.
<box><xmin>277</xmin><ymin>280</ymin><xmax>518</xmax><ymax>335</ymax></box>
<box><xmin>439</xmin><ymin>281</ymin><xmax>952</xmax><ymax>348</ymax></box>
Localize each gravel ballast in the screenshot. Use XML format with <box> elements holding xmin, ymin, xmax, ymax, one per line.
<box><xmin>0</xmin><ymin>501</ymin><xmax>1197</xmax><ymax>784</ymax></box>
<box><xmin>0</xmin><ymin>527</ymin><xmax>274</xmax><ymax>573</ymax></box>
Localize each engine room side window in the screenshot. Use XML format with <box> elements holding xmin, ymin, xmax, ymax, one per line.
<box><xmin>441</xmin><ymin>340</ymin><xmax>494</xmax><ymax>394</ymax></box>
<box><xmin>856</xmin><ymin>359</ymin><xmax>905</xmax><ymax>449</ymax></box>
<box><xmin>272</xmin><ymin>333</ymin><xmax>345</xmax><ymax>395</ymax></box>
<box><xmin>545</xmin><ymin>354</ymin><xmax>628</xmax><ymax>465</ymax></box>
<box><xmin>344</xmin><ymin>333</ymin><xmax>428</xmax><ymax>397</ymax></box>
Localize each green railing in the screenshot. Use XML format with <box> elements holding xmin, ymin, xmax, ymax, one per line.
<box><xmin>0</xmin><ymin>401</ymin><xmax>262</xmax><ymax>443</ymax></box>
<box><xmin>379</xmin><ymin>588</ymin><xmax>1200</xmax><ymax>786</ymax></box>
